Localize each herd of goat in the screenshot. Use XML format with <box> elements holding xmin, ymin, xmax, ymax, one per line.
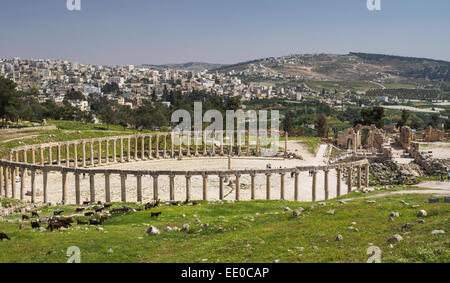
<box><xmin>0</xmin><ymin>199</ymin><xmax>199</xmax><ymax>241</ymax></box>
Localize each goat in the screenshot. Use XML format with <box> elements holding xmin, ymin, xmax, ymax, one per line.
<box><xmin>77</xmin><ymin>220</ymin><xmax>88</xmax><ymax>225</ymax></box>
<box><xmin>53</xmin><ymin>210</ymin><xmax>64</xmax><ymax>216</ymax></box>
<box><xmin>22</xmin><ymin>215</ymin><xmax>30</xmax><ymax>220</ymax></box>
<box><xmin>0</xmin><ymin>233</ymin><xmax>10</xmax><ymax>241</ymax></box>
<box><xmin>151</xmin><ymin>212</ymin><xmax>162</xmax><ymax>218</ymax></box>
<box><xmin>75</xmin><ymin>207</ymin><xmax>85</xmax><ymax>213</ymax></box>
<box><xmin>31</xmin><ymin>212</ymin><xmax>40</xmax><ymax>218</ymax></box>
<box><xmin>31</xmin><ymin>221</ymin><xmax>40</xmax><ymax>229</ymax></box>
<box><xmin>84</xmin><ymin>212</ymin><xmax>95</xmax><ymax>217</ymax></box>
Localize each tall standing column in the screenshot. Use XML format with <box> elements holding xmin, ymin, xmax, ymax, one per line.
<box><xmin>11</xmin><ymin>166</ymin><xmax>16</xmax><ymax>199</ymax></box>
<box><xmin>98</xmin><ymin>140</ymin><xmax>102</xmax><ymax>165</ymax></box>
<box><xmin>266</xmin><ymin>173</ymin><xmax>271</xmax><ymax>200</ymax></box>
<box><xmin>105</xmin><ymin>140</ymin><xmax>110</xmax><ymax>164</ymax></box>
<box><xmin>336</xmin><ymin>168</ymin><xmax>342</xmax><ymax>197</ymax></box>
<box><xmin>256</xmin><ymin>131</ymin><xmax>260</xmax><ymax>157</ymax></box>
<box><xmin>57</xmin><ymin>144</ymin><xmax>61</xmax><ymax>166</ymax></box>
<box><xmin>4</xmin><ymin>166</ymin><xmax>9</xmax><ymax>197</ymax></box>
<box><xmin>152</xmin><ymin>175</ymin><xmax>159</xmax><ymax>201</ymax></box>
<box><xmin>66</xmin><ymin>143</ymin><xmax>70</xmax><ymax>167</ymax></box>
<box><xmin>219</xmin><ymin>175</ymin><xmax>224</xmax><ymax>200</ymax></box>
<box><xmin>43</xmin><ymin>169</ymin><xmax>48</xmax><ymax>204</ymax></box>
<box><xmin>235</xmin><ymin>174</ymin><xmax>241</xmax><ymax>201</ymax></box>
<box><xmin>31</xmin><ymin>169</ymin><xmax>36</xmax><ymax>203</ymax></box>
<box><xmin>40</xmin><ymin>147</ymin><xmax>44</xmax><ymax>166</ymax></box>
<box><xmin>82</xmin><ymin>142</ymin><xmax>86</xmax><ymax>167</ymax></box>
<box><xmin>284</xmin><ymin>132</ymin><xmax>288</xmax><ymax>157</ymax></box>
<box><xmin>171</xmin><ymin>134</ymin><xmax>175</xmax><ymax>158</ymax></box>
<box><xmin>104</xmin><ymin>173</ymin><xmax>111</xmax><ymax>203</ymax></box>
<box><xmin>19</xmin><ymin>167</ymin><xmax>25</xmax><ymax>201</ymax></box>
<box><xmin>324</xmin><ymin>169</ymin><xmax>329</xmax><ymax>200</ymax></box>
<box><xmin>113</xmin><ymin>139</ymin><xmax>117</xmax><ymax>163</ymax></box>
<box><xmin>48</xmin><ymin>146</ymin><xmax>52</xmax><ymax>165</ymax></box>
<box><xmin>121</xmin><ymin>173</ymin><xmax>127</xmax><ymax>202</ymax></box>
<box><xmin>312</xmin><ymin>170</ymin><xmax>317</xmax><ymax>202</ymax></box>
<box><xmin>246</xmin><ymin>132</ymin><xmax>250</xmax><ymax>156</ymax></box>
<box><xmin>220</xmin><ymin>132</ymin><xmax>225</xmax><ymax>156</ymax></box>
<box><xmin>134</xmin><ymin>136</ymin><xmax>138</xmax><ymax>160</ymax></box>
<box><xmin>186</xmin><ymin>132</ymin><xmax>191</xmax><ymax>157</ymax></box>
<box><xmin>31</xmin><ymin>147</ymin><xmax>36</xmax><ymax>164</ymax></box>
<box><xmin>163</xmin><ymin>135</ymin><xmax>167</xmax><ymax>158</ymax></box>
<box><xmin>89</xmin><ymin>173</ymin><xmax>96</xmax><ymax>202</ymax></box>
<box><xmin>90</xmin><ymin>141</ymin><xmax>95</xmax><ymax>166</ymax></box>
<box><xmin>202</xmin><ymin>174</ymin><xmax>208</xmax><ymax>201</ymax></box>
<box><xmin>62</xmin><ymin>171</ymin><xmax>68</xmax><ymax>205</ymax></box>
<box><xmin>136</xmin><ymin>174</ymin><xmax>143</xmax><ymax>203</ymax></box>
<box><xmin>74</xmin><ymin>143</ymin><xmax>78</xmax><ymax>168</ymax></box>
<box><xmin>347</xmin><ymin>167</ymin><xmax>353</xmax><ymax>194</ymax></box>
<box><xmin>237</xmin><ymin>131</ymin><xmax>242</xmax><ymax>156</ymax></box>
<box><xmin>250</xmin><ymin>173</ymin><xmax>256</xmax><ymax>200</ymax></box>
<box><xmin>73</xmin><ymin>172</ymin><xmax>79</xmax><ymax>205</ymax></box>
<box><xmin>186</xmin><ymin>175</ymin><xmax>192</xmax><ymax>202</ymax></box>
<box><xmin>280</xmin><ymin>173</ymin><xmax>285</xmax><ymax>200</ymax></box>
<box><xmin>23</xmin><ymin>149</ymin><xmax>28</xmax><ymax>165</ymax></box>
<box><xmin>156</xmin><ymin>135</ymin><xmax>160</xmax><ymax>159</ymax></box>
<box><xmin>294</xmin><ymin>171</ymin><xmax>299</xmax><ymax>201</ymax></box>
<box><xmin>211</xmin><ymin>131</ymin><xmax>216</xmax><ymax>157</ymax></box>
<box><xmin>169</xmin><ymin>174</ymin><xmax>175</xmax><ymax>201</ymax></box>
<box><xmin>203</xmin><ymin>131</ymin><xmax>207</xmax><ymax>156</ymax></box>
<box><xmin>120</xmin><ymin>138</ymin><xmax>124</xmax><ymax>163</ymax></box>
<box><xmin>178</xmin><ymin>132</ymin><xmax>183</xmax><ymax>158</ymax></box>
<box><xmin>357</xmin><ymin>166</ymin><xmax>362</xmax><ymax>189</ymax></box>
<box><xmin>141</xmin><ymin>136</ymin><xmax>145</xmax><ymax>160</ymax></box>
<box><xmin>364</xmin><ymin>164</ymin><xmax>370</xmax><ymax>188</ymax></box>
<box><xmin>148</xmin><ymin>135</ymin><xmax>153</xmax><ymax>159</ymax></box>
<box><xmin>0</xmin><ymin>166</ymin><xmax>3</xmax><ymax>196</ymax></box>
<box><xmin>127</xmin><ymin>138</ymin><xmax>131</xmax><ymax>162</ymax></box>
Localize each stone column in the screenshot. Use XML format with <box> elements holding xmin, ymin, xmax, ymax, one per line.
<box><xmin>141</xmin><ymin>136</ymin><xmax>145</xmax><ymax>160</ymax></box>
<box><xmin>0</xmin><ymin>166</ymin><xmax>3</xmax><ymax>197</ymax></box>
<box><xmin>48</xmin><ymin>146</ymin><xmax>52</xmax><ymax>165</ymax></box>
<box><xmin>105</xmin><ymin>173</ymin><xmax>111</xmax><ymax>203</ymax></box>
<box><xmin>162</xmin><ymin>135</ymin><xmax>167</xmax><ymax>158</ymax></box>
<box><xmin>178</xmin><ymin>132</ymin><xmax>183</xmax><ymax>158</ymax></box>
<box><xmin>284</xmin><ymin>132</ymin><xmax>288</xmax><ymax>157</ymax></box>
<box><xmin>90</xmin><ymin>141</ymin><xmax>95</xmax><ymax>166</ymax></box>
<box><xmin>364</xmin><ymin>164</ymin><xmax>370</xmax><ymax>188</ymax></box>
<box><xmin>256</xmin><ymin>131</ymin><xmax>260</xmax><ymax>157</ymax></box>
<box><xmin>73</xmin><ymin>172</ymin><xmax>79</xmax><ymax>205</ymax></box>
<box><xmin>324</xmin><ymin>169</ymin><xmax>329</xmax><ymax>200</ymax></box>
<box><xmin>15</xmin><ymin>151</ymin><xmax>19</xmax><ymax>162</ymax></box>
<box><xmin>61</xmin><ymin>172</ymin><xmax>68</xmax><ymax>204</ymax></box>
<box><xmin>312</xmin><ymin>170</ymin><xmax>317</xmax><ymax>202</ymax></box>
<box><xmin>347</xmin><ymin>167</ymin><xmax>353</xmax><ymax>194</ymax></box>
<box><xmin>121</xmin><ymin>173</ymin><xmax>127</xmax><ymax>202</ymax></box>
<box><xmin>11</xmin><ymin>166</ymin><xmax>16</xmax><ymax>199</ymax></box>
<box><xmin>280</xmin><ymin>173</ymin><xmax>285</xmax><ymax>200</ymax></box>
<box><xmin>57</xmin><ymin>144</ymin><xmax>61</xmax><ymax>166</ymax></box>
<box><xmin>82</xmin><ymin>142</ymin><xmax>86</xmax><ymax>167</ymax></box>
<box><xmin>357</xmin><ymin>166</ymin><xmax>362</xmax><ymax>189</ymax></box>
<box><xmin>195</xmin><ymin>134</ymin><xmax>199</xmax><ymax>157</ymax></box>
<box><xmin>120</xmin><ymin>138</ymin><xmax>124</xmax><ymax>163</ymax></box>
<box><xmin>186</xmin><ymin>175</ymin><xmax>192</xmax><ymax>202</ymax></box>
<box><xmin>134</xmin><ymin>136</ymin><xmax>138</xmax><ymax>160</ymax></box>
<box><xmin>127</xmin><ymin>138</ymin><xmax>131</xmax><ymax>162</ymax></box>
<box><xmin>23</xmin><ymin>149</ymin><xmax>28</xmax><ymax>165</ymax></box>
<box><xmin>186</xmin><ymin>132</ymin><xmax>191</xmax><ymax>157</ymax></box>
<box><xmin>203</xmin><ymin>131</ymin><xmax>207</xmax><ymax>156</ymax></box>
<box><xmin>294</xmin><ymin>171</ymin><xmax>299</xmax><ymax>201</ymax></box>
<box><xmin>98</xmin><ymin>140</ymin><xmax>102</xmax><ymax>165</ymax></box>
<box><xmin>31</xmin><ymin>169</ymin><xmax>36</xmax><ymax>203</ymax></box>
<box><xmin>211</xmin><ymin>131</ymin><xmax>216</xmax><ymax>156</ymax></box>
<box><xmin>136</xmin><ymin>174</ymin><xmax>143</xmax><ymax>203</ymax></box>
<box><xmin>336</xmin><ymin>168</ymin><xmax>342</xmax><ymax>197</ymax></box>
<box><xmin>202</xmin><ymin>174</ymin><xmax>208</xmax><ymax>201</ymax></box>
<box><xmin>41</xmin><ymin>169</ymin><xmax>47</xmax><ymax>203</ymax></box>
<box><xmin>220</xmin><ymin>132</ymin><xmax>225</xmax><ymax>156</ymax></box>
<box><xmin>89</xmin><ymin>173</ymin><xmax>96</xmax><ymax>202</ymax></box>
<box><xmin>169</xmin><ymin>174</ymin><xmax>175</xmax><ymax>201</ymax></box>
<box><xmin>266</xmin><ymin>173</ymin><xmax>271</xmax><ymax>200</ymax></box>
<box><xmin>237</xmin><ymin>132</ymin><xmax>242</xmax><ymax>156</ymax></box>
<box><xmin>74</xmin><ymin>143</ymin><xmax>78</xmax><ymax>168</ymax></box>
<box><xmin>113</xmin><ymin>139</ymin><xmax>117</xmax><ymax>163</ymax></box>
<box><xmin>156</xmin><ymin>135</ymin><xmax>160</xmax><ymax>159</ymax></box>
<box><xmin>148</xmin><ymin>135</ymin><xmax>153</xmax><ymax>159</ymax></box>
<box><xmin>105</xmin><ymin>139</ymin><xmax>109</xmax><ymax>164</ymax></box>
<box><xmin>19</xmin><ymin>167</ymin><xmax>25</xmax><ymax>201</ymax></box>
<box><xmin>228</xmin><ymin>156</ymin><xmax>231</xmax><ymax>170</ymax></box>
<box><xmin>152</xmin><ymin>175</ymin><xmax>159</xmax><ymax>201</ymax></box>
<box><xmin>40</xmin><ymin>147</ymin><xmax>44</xmax><ymax>165</ymax></box>
<box><xmin>66</xmin><ymin>143</ymin><xmax>70</xmax><ymax>167</ymax></box>
<box><xmin>235</xmin><ymin>174</ymin><xmax>241</xmax><ymax>201</ymax></box>
<box><xmin>171</xmin><ymin>134</ymin><xmax>175</xmax><ymax>158</ymax></box>
<box><xmin>219</xmin><ymin>175</ymin><xmax>224</xmax><ymax>200</ymax></box>
<box><xmin>31</xmin><ymin>147</ymin><xmax>36</xmax><ymax>164</ymax></box>
<box><xmin>250</xmin><ymin>173</ymin><xmax>256</xmax><ymax>200</ymax></box>
<box><xmin>4</xmin><ymin>166</ymin><xmax>9</xmax><ymax>197</ymax></box>
<box><xmin>246</xmin><ymin>132</ymin><xmax>250</xmax><ymax>156</ymax></box>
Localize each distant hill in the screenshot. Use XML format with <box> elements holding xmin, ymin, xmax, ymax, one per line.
<box><xmin>141</xmin><ymin>62</ymin><xmax>227</xmax><ymax>72</ymax></box>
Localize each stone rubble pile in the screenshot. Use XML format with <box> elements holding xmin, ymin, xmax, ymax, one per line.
<box><xmin>369</xmin><ymin>161</ymin><xmax>418</xmax><ymax>185</ymax></box>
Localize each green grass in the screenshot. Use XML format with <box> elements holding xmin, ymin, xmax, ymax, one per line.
<box><xmin>1</xmin><ymin>189</ymin><xmax>448</xmax><ymax>263</ymax></box>
<box><xmin>289</xmin><ymin>137</ymin><xmax>321</xmax><ymax>154</ymax></box>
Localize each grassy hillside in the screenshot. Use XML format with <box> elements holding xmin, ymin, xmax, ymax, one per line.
<box><xmin>0</xmin><ymin>189</ymin><xmax>448</xmax><ymax>263</ymax></box>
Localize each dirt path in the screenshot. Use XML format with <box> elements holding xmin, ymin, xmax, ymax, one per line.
<box><xmin>342</xmin><ymin>181</ymin><xmax>450</xmax><ymax>201</ymax></box>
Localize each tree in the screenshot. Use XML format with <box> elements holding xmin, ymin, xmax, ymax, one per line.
<box><xmin>360</xmin><ymin>106</ymin><xmax>385</xmax><ymax>128</ymax></box>
<box><xmin>65</xmin><ymin>89</ymin><xmax>85</xmax><ymax>101</ymax></box>
<box><xmin>315</xmin><ymin>114</ymin><xmax>328</xmax><ymax>138</ymax></box>
<box><xmin>101</xmin><ymin>83</ymin><xmax>120</xmax><ymax>94</ymax></box>
<box><xmin>396</xmin><ymin>109</ymin><xmax>410</xmax><ymax>129</ymax></box>
<box><xmin>283</xmin><ymin>111</ymin><xmax>293</xmax><ymax>134</ymax></box>
<box><xmin>0</xmin><ymin>78</ymin><xmax>20</xmax><ymax>127</ymax></box>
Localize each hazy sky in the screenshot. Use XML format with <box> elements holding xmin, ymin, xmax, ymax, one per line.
<box><xmin>1</xmin><ymin>0</ymin><xmax>449</xmax><ymax>65</ymax></box>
